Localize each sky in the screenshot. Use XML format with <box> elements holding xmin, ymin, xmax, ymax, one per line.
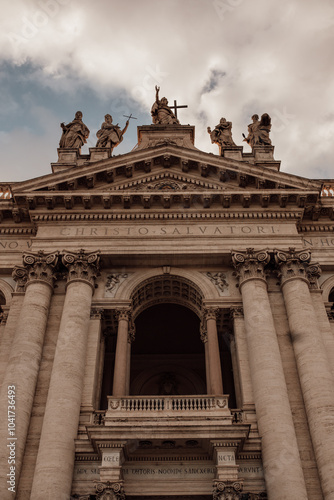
<box><xmin>0</xmin><ymin>0</ymin><xmax>333</xmax><ymax>182</ymax></box>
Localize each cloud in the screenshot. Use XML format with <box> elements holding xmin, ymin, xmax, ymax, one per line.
<box><xmin>0</xmin><ymin>0</ymin><xmax>333</xmax><ymax>180</ymax></box>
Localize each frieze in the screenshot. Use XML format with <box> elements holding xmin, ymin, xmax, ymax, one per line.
<box><xmin>0</xmin><ymin>239</ymin><xmax>33</xmax><ymax>251</ymax></box>
<box><xmin>45</xmin><ymin>223</ymin><xmax>288</xmax><ymax>239</ymax></box>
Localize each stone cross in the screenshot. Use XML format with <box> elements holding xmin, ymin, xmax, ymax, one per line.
<box><xmin>168</xmin><ymin>100</ymin><xmax>188</xmax><ymax>119</ymax></box>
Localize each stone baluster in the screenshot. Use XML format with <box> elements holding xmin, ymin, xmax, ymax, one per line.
<box><xmin>232</xmin><ymin>248</ymin><xmax>308</xmax><ymax>500</ymax></box>
<box><xmin>0</xmin><ymin>251</ymin><xmax>58</xmax><ymax>498</ymax></box>
<box><xmin>112</xmin><ymin>310</ymin><xmax>131</xmax><ymax>398</ymax></box>
<box><xmin>275</xmin><ymin>248</ymin><xmax>334</xmax><ymax>499</ymax></box>
<box><xmin>30</xmin><ymin>250</ymin><xmax>100</xmax><ymax>500</ymax></box>
<box><xmin>203</xmin><ymin>308</ymin><xmax>223</xmax><ymax>395</ymax></box>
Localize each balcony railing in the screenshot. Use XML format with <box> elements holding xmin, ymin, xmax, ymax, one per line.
<box><xmin>106</xmin><ymin>395</ymin><xmax>231</xmax><ymax>419</ymax></box>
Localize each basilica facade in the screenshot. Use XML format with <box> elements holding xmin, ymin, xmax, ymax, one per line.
<box><xmin>0</xmin><ymin>115</ymin><xmax>334</xmax><ymax>500</ymax></box>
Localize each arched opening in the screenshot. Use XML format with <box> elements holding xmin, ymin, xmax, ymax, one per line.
<box><xmin>99</xmin><ymin>274</ymin><xmax>237</xmax><ymax>409</ymax></box>
<box><xmin>130</xmin><ymin>303</ymin><xmax>206</xmax><ymax>396</ymax></box>
<box><xmin>0</xmin><ymin>291</ymin><xmax>6</xmax><ymax>306</ymax></box>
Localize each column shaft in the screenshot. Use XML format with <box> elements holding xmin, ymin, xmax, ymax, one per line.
<box><xmin>0</xmin><ymin>251</ymin><xmax>57</xmax><ymax>499</ymax></box>
<box><xmin>205</xmin><ymin>310</ymin><xmax>223</xmax><ymax>395</ymax></box>
<box><xmin>112</xmin><ymin>311</ymin><xmax>130</xmax><ymax>398</ymax></box>
<box><xmin>281</xmin><ymin>277</ymin><xmax>334</xmax><ymax>499</ymax></box>
<box><xmin>0</xmin><ymin>283</ymin><xmax>52</xmax><ymax>498</ymax></box>
<box><xmin>232</xmin><ymin>249</ymin><xmax>307</xmax><ymax>500</ymax></box>
<box><xmin>30</xmin><ymin>250</ymin><xmax>99</xmax><ymax>500</ymax></box>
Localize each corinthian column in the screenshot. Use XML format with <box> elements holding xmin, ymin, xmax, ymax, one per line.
<box><xmin>203</xmin><ymin>308</ymin><xmax>223</xmax><ymax>395</ymax></box>
<box><xmin>30</xmin><ymin>250</ymin><xmax>100</xmax><ymax>500</ymax></box>
<box><xmin>275</xmin><ymin>248</ymin><xmax>334</xmax><ymax>499</ymax></box>
<box><xmin>0</xmin><ymin>251</ymin><xmax>58</xmax><ymax>499</ymax></box>
<box><xmin>112</xmin><ymin>310</ymin><xmax>132</xmax><ymax>397</ymax></box>
<box><xmin>232</xmin><ymin>248</ymin><xmax>307</xmax><ymax>500</ymax></box>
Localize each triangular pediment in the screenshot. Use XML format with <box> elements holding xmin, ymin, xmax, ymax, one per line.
<box><xmin>11</xmin><ymin>144</ymin><xmax>322</xmax><ymax>195</ymax></box>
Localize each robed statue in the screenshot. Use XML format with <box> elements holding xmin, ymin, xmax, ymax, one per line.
<box><xmin>151</xmin><ymin>86</ymin><xmax>179</xmax><ymax>125</ymax></box>
<box><xmin>96</xmin><ymin>114</ymin><xmax>129</xmax><ymax>150</ymax></box>
<box><xmin>243</xmin><ymin>113</ymin><xmax>272</xmax><ymax>148</ymax></box>
<box><xmin>207</xmin><ymin>117</ymin><xmax>236</xmax><ymax>149</ymax></box>
<box><xmin>59</xmin><ymin>111</ymin><xmax>90</xmax><ymax>149</ymax></box>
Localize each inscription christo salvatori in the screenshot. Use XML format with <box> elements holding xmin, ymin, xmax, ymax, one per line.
<box><xmin>58</xmin><ymin>224</ymin><xmax>280</xmax><ymax>238</ymax></box>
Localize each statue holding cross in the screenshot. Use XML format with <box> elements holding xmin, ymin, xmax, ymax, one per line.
<box><xmin>151</xmin><ymin>86</ymin><xmax>187</xmax><ymax>125</ymax></box>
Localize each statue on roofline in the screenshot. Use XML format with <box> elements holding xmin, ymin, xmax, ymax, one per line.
<box><xmin>59</xmin><ymin>111</ymin><xmax>90</xmax><ymax>149</ymax></box>
<box><xmin>207</xmin><ymin>117</ymin><xmax>236</xmax><ymax>149</ymax></box>
<box><xmin>243</xmin><ymin>113</ymin><xmax>272</xmax><ymax>148</ymax></box>
<box><xmin>151</xmin><ymin>85</ymin><xmax>180</xmax><ymax>125</ymax></box>
<box><xmin>96</xmin><ymin>114</ymin><xmax>129</xmax><ymax>150</ymax></box>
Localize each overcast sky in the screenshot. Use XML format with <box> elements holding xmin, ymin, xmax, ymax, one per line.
<box><xmin>0</xmin><ymin>0</ymin><xmax>333</xmax><ymax>182</ymax></box>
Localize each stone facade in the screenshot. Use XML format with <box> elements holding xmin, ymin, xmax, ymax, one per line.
<box><xmin>0</xmin><ymin>123</ymin><xmax>334</xmax><ymax>499</ymax></box>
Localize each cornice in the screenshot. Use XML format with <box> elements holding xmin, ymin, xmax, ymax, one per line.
<box><xmin>30</xmin><ymin>210</ymin><xmax>303</xmax><ymax>223</ymax></box>
<box><xmin>12</xmin><ymin>189</ymin><xmax>316</xmax><ymax>213</ymax></box>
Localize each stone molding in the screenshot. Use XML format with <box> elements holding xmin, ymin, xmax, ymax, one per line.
<box><xmin>213</xmin><ymin>480</ymin><xmax>243</xmax><ymax>500</ymax></box>
<box><xmin>231</xmin><ymin>248</ymin><xmax>270</xmax><ymax>287</ymax></box>
<box><xmin>95</xmin><ymin>481</ymin><xmax>125</xmax><ymax>500</ymax></box>
<box><xmin>62</xmin><ymin>249</ymin><xmax>100</xmax><ymax>290</ymax></box>
<box><xmin>30</xmin><ymin>210</ymin><xmax>303</xmax><ymax>223</ymax></box>
<box><xmin>13</xmin><ymin>250</ymin><xmax>59</xmax><ymax>290</ymax></box>
<box><xmin>274</xmin><ymin>248</ymin><xmax>312</xmax><ymax>287</ymax></box>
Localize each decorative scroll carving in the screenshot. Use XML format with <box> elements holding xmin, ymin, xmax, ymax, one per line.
<box><xmin>95</xmin><ymin>481</ymin><xmax>125</xmax><ymax>500</ymax></box>
<box><xmin>231</xmin><ymin>248</ymin><xmax>270</xmax><ymax>287</ymax></box>
<box><xmin>206</xmin><ymin>272</ymin><xmax>229</xmax><ymax>294</ymax></box>
<box><xmin>13</xmin><ymin>251</ymin><xmax>59</xmax><ymax>290</ymax></box>
<box><xmin>274</xmin><ymin>248</ymin><xmax>312</xmax><ymax>287</ymax></box>
<box><xmin>213</xmin><ymin>480</ymin><xmax>243</xmax><ymax>500</ymax></box>
<box><xmin>62</xmin><ymin>250</ymin><xmax>100</xmax><ymax>289</ymax></box>
<box><xmin>200</xmin><ymin>320</ymin><xmax>207</xmax><ymax>343</ymax></box>
<box><xmin>12</xmin><ymin>266</ymin><xmax>28</xmax><ymax>292</ymax></box>
<box><xmin>0</xmin><ymin>308</ymin><xmax>8</xmax><ymax>324</ymax></box>
<box><xmin>306</xmin><ymin>263</ymin><xmax>322</xmax><ymax>290</ymax></box>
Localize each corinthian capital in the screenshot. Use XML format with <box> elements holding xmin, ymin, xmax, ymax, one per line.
<box><xmin>203</xmin><ymin>307</ymin><xmax>219</xmax><ymax>321</ymax></box>
<box><xmin>231</xmin><ymin>248</ymin><xmax>270</xmax><ymax>287</ymax></box>
<box><xmin>95</xmin><ymin>481</ymin><xmax>125</xmax><ymax>500</ymax></box>
<box><xmin>274</xmin><ymin>248</ymin><xmax>313</xmax><ymax>286</ymax></box>
<box><xmin>14</xmin><ymin>251</ymin><xmax>59</xmax><ymax>289</ymax></box>
<box><xmin>62</xmin><ymin>249</ymin><xmax>100</xmax><ymax>289</ymax></box>
<box><xmin>213</xmin><ymin>480</ymin><xmax>243</xmax><ymax>500</ymax></box>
